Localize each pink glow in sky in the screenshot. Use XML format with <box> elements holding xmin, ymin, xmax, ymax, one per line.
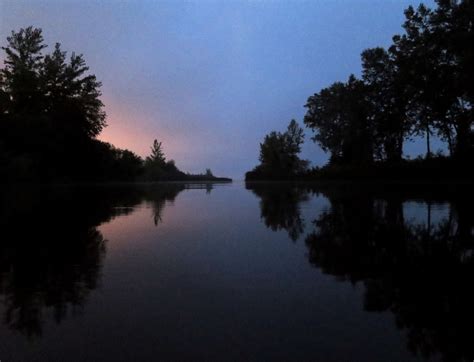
<box><xmin>1</xmin><ymin>0</ymin><xmax>437</xmax><ymax>178</ymax></box>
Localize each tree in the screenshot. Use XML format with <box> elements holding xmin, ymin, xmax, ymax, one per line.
<box><xmin>146</xmin><ymin>139</ymin><xmax>166</xmax><ymax>165</ymax></box>
<box><xmin>361</xmin><ymin>47</ymin><xmax>408</xmax><ymax>162</ymax></box>
<box><xmin>247</xmin><ymin>119</ymin><xmax>308</xmax><ymax>179</ymax></box>
<box><xmin>302</xmin><ymin>0</ymin><xmax>473</xmax><ymax>170</ymax></box>
<box><xmin>284</xmin><ymin>119</ymin><xmax>305</xmax><ymax>158</ymax></box>
<box><xmin>142</xmin><ymin>139</ymin><xmax>189</xmax><ymax>181</ymax></box>
<box><xmin>0</xmin><ymin>27</ymin><xmax>113</xmax><ymax>181</ymax></box>
<box><xmin>429</xmin><ymin>0</ymin><xmax>474</xmax><ymax>158</ymax></box>
<box><xmin>304</xmin><ymin>75</ymin><xmax>373</xmax><ymax>165</ymax></box>
<box><xmin>259</xmin><ymin>131</ymin><xmax>288</xmax><ymax>170</ymax></box>
<box><xmin>110</xmin><ymin>147</ymin><xmax>143</xmax><ymax>181</ymax></box>
<box><xmin>259</xmin><ymin>119</ymin><xmax>307</xmax><ymax>175</ymax></box>
<box><xmin>0</xmin><ymin>72</ymin><xmax>9</xmax><ymax>114</ymax></box>
<box><xmin>1</xmin><ymin>27</ymin><xmax>46</xmax><ymax>115</ymax></box>
<box><xmin>205</xmin><ymin>168</ymin><xmax>213</xmax><ymax>177</ymax></box>
<box><xmin>0</xmin><ymin>72</ymin><xmax>8</xmax><ymax>155</ymax></box>
<box><xmin>304</xmin><ymin>81</ymin><xmax>346</xmax><ymax>162</ymax></box>
<box><xmin>390</xmin><ymin>1</ymin><xmax>474</xmax><ymax>158</ymax></box>
<box><xmin>390</xmin><ymin>5</ymin><xmax>440</xmax><ymax>157</ymax></box>
<box><xmin>42</xmin><ymin>42</ymin><xmax>106</xmax><ymax>138</ymax></box>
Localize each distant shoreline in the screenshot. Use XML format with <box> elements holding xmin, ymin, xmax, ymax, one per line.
<box><xmin>1</xmin><ymin>177</ymin><xmax>233</xmax><ymax>187</ymax></box>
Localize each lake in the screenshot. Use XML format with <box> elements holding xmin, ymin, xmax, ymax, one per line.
<box><xmin>0</xmin><ymin>182</ymin><xmax>472</xmax><ymax>361</ymax></box>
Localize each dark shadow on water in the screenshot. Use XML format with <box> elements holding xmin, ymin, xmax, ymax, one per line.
<box><xmin>246</xmin><ymin>182</ymin><xmax>474</xmax><ymax>362</ymax></box>
<box><xmin>0</xmin><ymin>183</ymin><xmax>204</xmax><ymax>337</ymax></box>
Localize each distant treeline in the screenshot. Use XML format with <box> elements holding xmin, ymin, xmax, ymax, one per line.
<box><xmin>0</xmin><ymin>27</ymin><xmax>230</xmax><ymax>183</ymax></box>
<box><xmin>247</xmin><ymin>0</ymin><xmax>473</xmax><ymax>180</ymax></box>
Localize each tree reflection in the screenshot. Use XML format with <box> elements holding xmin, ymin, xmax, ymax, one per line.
<box><xmin>0</xmin><ymin>183</ymin><xmax>191</xmax><ymax>337</ymax></box>
<box><xmin>147</xmin><ymin>183</ymin><xmax>213</xmax><ymax>225</ymax></box>
<box><xmin>248</xmin><ymin>182</ymin><xmax>474</xmax><ymax>361</ymax></box>
<box><xmin>146</xmin><ymin>184</ymin><xmax>186</xmax><ymax>226</ymax></box>
<box><xmin>246</xmin><ymin>183</ymin><xmax>309</xmax><ymax>241</ymax></box>
<box><xmin>304</xmin><ymin>186</ymin><xmax>474</xmax><ymax>361</ymax></box>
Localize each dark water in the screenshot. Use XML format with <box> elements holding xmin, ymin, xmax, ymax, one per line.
<box><xmin>0</xmin><ymin>182</ymin><xmax>473</xmax><ymax>361</ymax></box>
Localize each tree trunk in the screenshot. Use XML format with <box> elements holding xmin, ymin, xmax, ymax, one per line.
<box><xmin>454</xmin><ymin>116</ymin><xmax>470</xmax><ymax>160</ymax></box>
<box><xmin>447</xmin><ymin>131</ymin><xmax>453</xmax><ymax>156</ymax></box>
<box><xmin>427</xmin><ymin>200</ymin><xmax>432</xmax><ymax>238</ymax></box>
<box><xmin>426</xmin><ymin>125</ymin><xmax>431</xmax><ymax>158</ymax></box>
<box><xmin>396</xmin><ymin>131</ymin><xmax>404</xmax><ymax>162</ymax></box>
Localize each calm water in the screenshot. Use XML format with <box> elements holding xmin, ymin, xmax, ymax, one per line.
<box><xmin>0</xmin><ymin>182</ymin><xmax>473</xmax><ymax>361</ymax></box>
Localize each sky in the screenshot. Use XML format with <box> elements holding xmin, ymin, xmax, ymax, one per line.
<box><xmin>1</xmin><ymin>0</ymin><xmax>437</xmax><ymax>179</ymax></box>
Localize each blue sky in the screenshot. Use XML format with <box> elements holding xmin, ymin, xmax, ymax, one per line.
<box><xmin>1</xmin><ymin>0</ymin><xmax>437</xmax><ymax>178</ymax></box>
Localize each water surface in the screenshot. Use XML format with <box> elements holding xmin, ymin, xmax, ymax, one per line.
<box><xmin>0</xmin><ymin>182</ymin><xmax>472</xmax><ymax>361</ymax></box>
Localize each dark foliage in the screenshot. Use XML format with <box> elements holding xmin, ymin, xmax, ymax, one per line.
<box><xmin>247</xmin><ymin>1</ymin><xmax>473</xmax><ymax>180</ymax></box>
<box><xmin>141</xmin><ymin>138</ymin><xmax>231</xmax><ymax>182</ymax></box>
<box><xmin>246</xmin><ymin>120</ymin><xmax>308</xmax><ymax>180</ymax></box>
<box><xmin>304</xmin><ymin>0</ymin><xmax>473</xmax><ymax>170</ymax></box>
<box><xmin>0</xmin><ymin>28</ymin><xmax>231</xmax><ymax>183</ymax></box>
<box><xmin>0</xmin><ymin>27</ymin><xmax>143</xmax><ymax>183</ymax></box>
<box><xmin>302</xmin><ymin>155</ymin><xmax>474</xmax><ymax>181</ymax></box>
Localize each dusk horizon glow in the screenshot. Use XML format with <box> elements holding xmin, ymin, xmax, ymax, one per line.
<box><xmin>1</xmin><ymin>0</ymin><xmax>437</xmax><ymax>179</ymax></box>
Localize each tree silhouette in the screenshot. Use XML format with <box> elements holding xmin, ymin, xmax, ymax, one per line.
<box><xmin>246</xmin><ymin>119</ymin><xmax>308</xmax><ymax>180</ymax></box>
<box><xmin>390</xmin><ymin>1</ymin><xmax>474</xmax><ymax>159</ymax></box>
<box><xmin>205</xmin><ymin>168</ymin><xmax>213</xmax><ymax>177</ymax></box>
<box><xmin>0</xmin><ymin>27</ymin><xmax>144</xmax><ymax>182</ymax></box>
<box><xmin>304</xmin><ymin>75</ymin><xmax>373</xmax><ymax>166</ymax></box>
<box><xmin>139</xmin><ymin>139</ymin><xmax>230</xmax><ymax>182</ymax></box>
<box><xmin>295</xmin><ymin>0</ymin><xmax>473</xmax><ymax>178</ymax></box>
<box><xmin>361</xmin><ymin>47</ymin><xmax>408</xmax><ymax>162</ymax></box>
<box><xmin>146</xmin><ymin>139</ymin><xmax>166</xmax><ymax>165</ymax></box>
<box><xmin>1</xmin><ymin>27</ymin><xmax>46</xmax><ymax>115</ymax></box>
<box><xmin>143</xmin><ymin>139</ymin><xmax>185</xmax><ymax>181</ymax></box>
<box><xmin>42</xmin><ymin>42</ymin><xmax>106</xmax><ymax>138</ymax></box>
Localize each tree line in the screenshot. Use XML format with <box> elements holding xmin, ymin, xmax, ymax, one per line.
<box><xmin>247</xmin><ymin>0</ymin><xmax>473</xmax><ymax>180</ymax></box>
<box><xmin>0</xmin><ymin>27</ymin><xmax>229</xmax><ymax>183</ymax></box>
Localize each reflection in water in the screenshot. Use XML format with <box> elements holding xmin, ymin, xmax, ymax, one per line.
<box><xmin>147</xmin><ymin>184</ymin><xmax>186</xmax><ymax>225</ymax></box>
<box><xmin>247</xmin><ymin>183</ymin><xmax>474</xmax><ymax>362</ymax></box>
<box><xmin>148</xmin><ymin>183</ymin><xmax>215</xmax><ymax>225</ymax></box>
<box><xmin>0</xmin><ymin>184</ymin><xmax>192</xmax><ymax>337</ymax></box>
<box><xmin>1</xmin><ymin>182</ymin><xmax>473</xmax><ymax>361</ymax></box>
<box><xmin>246</xmin><ymin>183</ymin><xmax>309</xmax><ymax>241</ymax></box>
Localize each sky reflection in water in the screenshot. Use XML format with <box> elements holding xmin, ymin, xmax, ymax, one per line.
<box><xmin>0</xmin><ymin>182</ymin><xmax>472</xmax><ymax>361</ymax></box>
